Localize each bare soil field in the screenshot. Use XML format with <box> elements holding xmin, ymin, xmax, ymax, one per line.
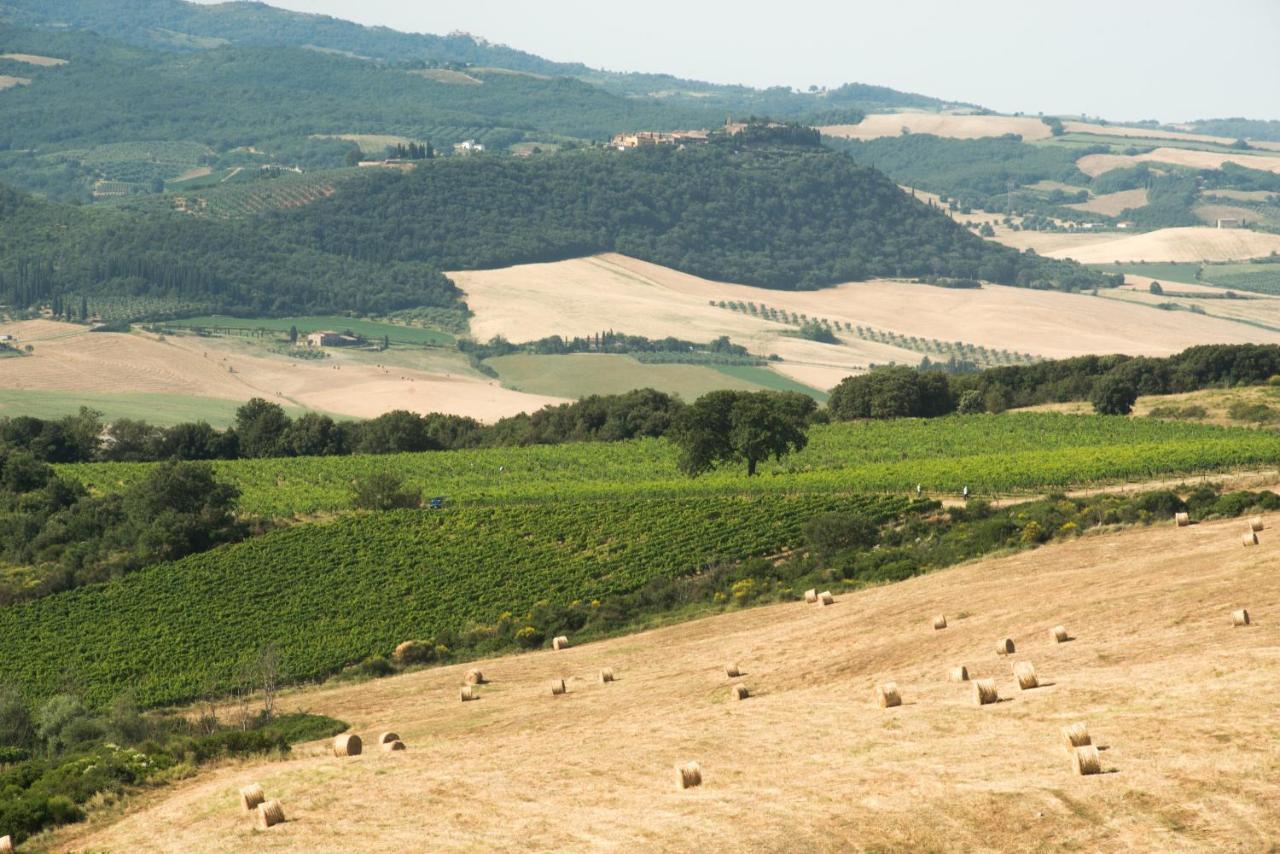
<box><xmin>0</xmin><ymin>320</ymin><xmax>564</xmax><ymax>422</ymax></box>
<box><xmin>455</xmin><ymin>254</ymin><xmax>1280</xmax><ymax>365</ymax></box>
<box><xmin>0</xmin><ymin>52</ymin><xmax>67</xmax><ymax>66</ymax></box>
<box><xmin>309</xmin><ymin>133</ymin><xmax>417</xmax><ymax>151</ymax></box>
<box><xmin>48</xmin><ymin>514</ymin><xmax>1280</xmax><ymax>852</ymax></box>
<box><xmin>1067</xmin><ymin>188</ymin><xmax>1148</xmax><ymax>216</ymax></box>
<box><xmin>1035</xmin><ymin>227</ymin><xmax>1280</xmax><ymax>264</ymax></box>
<box><xmin>0</xmin><ymin>74</ymin><xmax>31</xmax><ymax>90</ymax></box>
<box><xmin>1077</xmin><ymin>147</ymin><xmax>1280</xmax><ymax>177</ymax></box>
<box><xmin>820</xmin><ymin>112</ymin><xmax>1053</xmax><ymax>141</ymax></box>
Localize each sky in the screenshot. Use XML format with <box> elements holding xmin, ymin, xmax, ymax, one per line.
<box><xmin>196</xmin><ymin>0</ymin><xmax>1280</xmax><ymax>121</ymax></box>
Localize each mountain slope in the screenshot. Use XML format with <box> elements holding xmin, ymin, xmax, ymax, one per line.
<box><xmin>0</xmin><ymin>0</ymin><xmax>955</xmax><ymax>116</ymax></box>
<box><xmin>45</xmin><ymin>512</ymin><xmax>1280</xmax><ymax>851</ymax></box>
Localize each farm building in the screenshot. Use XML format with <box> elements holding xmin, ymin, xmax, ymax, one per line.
<box><xmin>611</xmin><ymin>130</ymin><xmax>710</xmax><ymax>149</ymax></box>
<box><xmin>306</xmin><ymin>331</ymin><xmax>361</xmax><ymax>348</ymax></box>
<box><xmin>454</xmin><ymin>139</ymin><xmax>485</xmax><ymax>155</ymax></box>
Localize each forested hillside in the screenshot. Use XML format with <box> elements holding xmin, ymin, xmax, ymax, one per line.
<box><xmin>274</xmin><ymin>144</ymin><xmax>1105</xmax><ymax>290</ymax></box>
<box><xmin>0</xmin><ymin>0</ymin><xmax>953</xmax><ymax>115</ymax></box>
<box><xmin>0</xmin><ymin>144</ymin><xmax>1109</xmax><ymax>317</ymax></box>
<box><xmin>0</xmin><ymin>184</ymin><xmax>460</xmax><ymax>316</ymax></box>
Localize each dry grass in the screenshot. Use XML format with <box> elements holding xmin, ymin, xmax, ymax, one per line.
<box><xmin>0</xmin><ymin>320</ymin><xmax>565</xmax><ymax>423</ymax></box>
<box><xmin>48</xmin><ymin>513</ymin><xmax>1280</xmax><ymax>852</ymax></box>
<box><xmin>1077</xmin><ymin>148</ymin><xmax>1280</xmax><ymax>178</ymax></box>
<box><xmin>820</xmin><ymin>113</ymin><xmax>1053</xmax><ymax>141</ymax></box>
<box><xmin>0</xmin><ymin>75</ymin><xmax>32</xmax><ymax>90</ymax></box>
<box><xmin>1067</xmin><ymin>188</ymin><xmax>1148</xmax><ymax>216</ymax></box>
<box><xmin>1033</xmin><ymin>227</ymin><xmax>1280</xmax><ymax>264</ymax></box>
<box><xmin>454</xmin><ymin>253</ymin><xmax>1280</xmax><ymax>369</ymax></box>
<box><xmin>407</xmin><ymin>68</ymin><xmax>482</xmax><ymax>85</ymax></box>
<box><xmin>0</xmin><ymin>53</ymin><xmax>67</xmax><ymax>66</ymax></box>
<box><xmin>1060</xmin><ymin>121</ymin><xmax>1235</xmax><ymax>146</ymax></box>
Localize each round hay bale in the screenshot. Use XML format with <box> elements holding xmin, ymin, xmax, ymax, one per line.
<box><xmin>819</xmin><ymin>591</ymin><xmax>835</xmax><ymax>606</ymax></box>
<box><xmin>731</xmin><ymin>683</ymin><xmax>749</xmax><ymax>701</ymax></box>
<box><xmin>0</xmin><ymin>835</ymin><xmax>11</xmax><ymax>854</ymax></box>
<box><xmin>382</xmin><ymin>739</ymin><xmax>406</xmax><ymax>752</ymax></box>
<box><xmin>1250</xmin><ymin>516</ymin><xmax>1264</xmax><ymax>532</ymax></box>
<box><xmin>675</xmin><ymin>761</ymin><xmax>703</xmax><ymax>790</ymax></box>
<box><xmin>459</xmin><ymin>685</ymin><xmax>477</xmax><ymax>702</ymax></box>
<box><xmin>1242</xmin><ymin>531</ymin><xmax>1258</xmax><ymax>547</ymax></box>
<box><xmin>725</xmin><ymin>663</ymin><xmax>741</xmax><ymax>678</ymax></box>
<box><xmin>875</xmin><ymin>682</ymin><xmax>902</xmax><ymax>708</ymax></box>
<box><xmin>239</xmin><ymin>783</ymin><xmax>266</xmax><ymax>811</ymax></box>
<box><xmin>933</xmin><ymin>614</ymin><xmax>947</xmax><ymax>630</ymax></box>
<box><xmin>552</xmin><ymin>635</ymin><xmax>570</xmax><ymax>651</ymax></box>
<box><xmin>949</xmin><ymin>665</ymin><xmax>969</xmax><ymax>682</ymax></box>
<box><xmin>996</xmin><ymin>637</ymin><xmax>1015</xmax><ymax>655</ymax></box>
<box><xmin>378</xmin><ymin>731</ymin><xmax>400</xmax><ymax>745</ymax></box>
<box><xmin>1174</xmin><ymin>512</ymin><xmax>1190</xmax><ymax>527</ymax></box>
<box><xmin>1013</xmin><ymin>661</ymin><xmax>1039</xmax><ymax>690</ymax></box>
<box><xmin>550</xmin><ymin>678</ymin><xmax>567</xmax><ymax>695</ymax></box>
<box><xmin>973</xmin><ymin>678</ymin><xmax>999</xmax><ymax>706</ymax></box>
<box><xmin>1050</xmin><ymin>625</ymin><xmax>1069</xmax><ymax>644</ymax></box>
<box><xmin>1072</xmin><ymin>744</ymin><xmax>1102</xmax><ymax>776</ymax></box>
<box><xmin>258</xmin><ymin>799</ymin><xmax>286</xmax><ymax>829</ymax></box>
<box><xmin>599</xmin><ymin>667</ymin><xmax>615</xmax><ymax>684</ymax></box>
<box><xmin>1232</xmin><ymin>608</ymin><xmax>1251</xmax><ymax>627</ymax></box>
<box><xmin>465</xmin><ymin>668</ymin><xmax>485</xmax><ymax>685</ymax></box>
<box><xmin>804</xmin><ymin>588</ymin><xmax>818</xmax><ymax>604</ymax></box>
<box><xmin>1061</xmin><ymin>722</ymin><xmax>1091</xmax><ymax>752</ymax></box>
<box><xmin>332</xmin><ymin>733</ymin><xmax>362</xmax><ymax>757</ymax></box>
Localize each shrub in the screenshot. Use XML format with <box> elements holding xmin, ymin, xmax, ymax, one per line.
<box><xmin>351</xmin><ymin>471</ymin><xmax>422</xmax><ymax>510</ymax></box>
<box><xmin>391</xmin><ymin>639</ymin><xmax>435</xmax><ymax>665</ymax></box>
<box><xmin>804</xmin><ymin>512</ymin><xmax>880</xmax><ymax>559</ymax></box>
<box><xmin>1090</xmin><ymin>376</ymin><xmax>1139</xmax><ymax>415</ymax></box>
<box><xmin>956</xmin><ymin>389</ymin><xmax>985</xmax><ymax>414</ymax></box>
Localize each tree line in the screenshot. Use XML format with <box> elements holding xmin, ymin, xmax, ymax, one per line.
<box><xmin>828</xmin><ymin>344</ymin><xmax>1280</xmax><ymax>419</ymax></box>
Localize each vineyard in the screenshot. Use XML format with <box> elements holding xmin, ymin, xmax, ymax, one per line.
<box><xmin>172</xmin><ymin>171</ymin><xmax>355</xmax><ymax>219</ymax></box>
<box><xmin>61</xmin><ymin>414</ymin><xmax>1280</xmax><ymax>517</ymax></box>
<box><xmin>0</xmin><ymin>493</ymin><xmax>914</xmax><ymax>707</ymax></box>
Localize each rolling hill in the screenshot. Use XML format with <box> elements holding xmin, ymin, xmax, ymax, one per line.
<box><xmin>38</xmin><ymin>510</ymin><xmax>1280</xmax><ymax>851</ymax></box>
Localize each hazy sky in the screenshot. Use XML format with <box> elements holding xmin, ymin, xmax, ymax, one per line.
<box><xmin>198</xmin><ymin>0</ymin><xmax>1280</xmax><ymax>121</ymax></box>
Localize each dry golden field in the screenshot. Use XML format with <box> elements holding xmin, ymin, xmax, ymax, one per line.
<box><xmin>1077</xmin><ymin>148</ymin><xmax>1280</xmax><ymax>178</ymax></box>
<box><xmin>820</xmin><ymin>113</ymin><xmax>1053</xmax><ymax>141</ymax></box>
<box><xmin>0</xmin><ymin>52</ymin><xmax>67</xmax><ymax>66</ymax></box>
<box><xmin>0</xmin><ymin>320</ymin><xmax>564</xmax><ymax>422</ymax></box>
<box><xmin>1067</xmin><ymin>188</ymin><xmax>1149</xmax><ymax>216</ymax></box>
<box><xmin>454</xmin><ymin>253</ymin><xmax>1280</xmax><ymax>365</ymax></box>
<box><xmin>0</xmin><ymin>74</ymin><xmax>32</xmax><ymax>90</ymax></box>
<box><xmin>1034</xmin><ymin>227</ymin><xmax>1280</xmax><ymax>264</ymax></box>
<box><xmin>1059</xmin><ymin>121</ymin><xmax>1234</xmax><ymax>145</ymax></box>
<box><xmin>45</xmin><ymin>513</ymin><xmax>1280</xmax><ymax>852</ymax></box>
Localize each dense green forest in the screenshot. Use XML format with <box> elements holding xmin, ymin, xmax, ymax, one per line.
<box><xmin>1187</xmin><ymin>118</ymin><xmax>1280</xmax><ymax>143</ymax></box>
<box><xmin>269</xmin><ymin>144</ymin><xmax>1106</xmax><ymax>291</ymax></box>
<box><xmin>0</xmin><ymin>143</ymin><xmax>1109</xmax><ymax>317</ymax></box>
<box><xmin>0</xmin><ymin>184</ymin><xmax>460</xmax><ymax>316</ymax></box>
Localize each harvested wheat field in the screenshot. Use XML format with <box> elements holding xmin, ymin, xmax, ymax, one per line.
<box><xmin>0</xmin><ymin>320</ymin><xmax>564</xmax><ymax>422</ymax></box>
<box><xmin>49</xmin><ymin>514</ymin><xmax>1280</xmax><ymax>852</ymax></box>
<box><xmin>0</xmin><ymin>52</ymin><xmax>68</xmax><ymax>66</ymax></box>
<box><xmin>1077</xmin><ymin>147</ymin><xmax>1280</xmax><ymax>178</ymax></box>
<box><xmin>0</xmin><ymin>75</ymin><xmax>31</xmax><ymax>90</ymax></box>
<box><xmin>819</xmin><ymin>113</ymin><xmax>1053</xmax><ymax>141</ymax></box>
<box><xmin>1067</xmin><ymin>188</ymin><xmax>1148</xmax><ymax>216</ymax></box>
<box><xmin>1059</xmin><ymin>121</ymin><xmax>1235</xmax><ymax>146</ymax></box>
<box><xmin>456</xmin><ymin>254</ymin><xmax>1280</xmax><ymax>363</ymax></box>
<box><xmin>1038</xmin><ymin>227</ymin><xmax>1280</xmax><ymax>264</ymax></box>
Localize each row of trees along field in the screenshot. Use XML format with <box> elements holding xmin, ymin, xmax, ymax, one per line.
<box><xmin>829</xmin><ymin>343</ymin><xmax>1280</xmax><ymax>419</ymax></box>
